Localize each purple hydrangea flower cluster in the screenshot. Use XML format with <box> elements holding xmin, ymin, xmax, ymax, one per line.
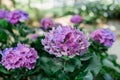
<box><xmin>70</xmin><ymin>14</ymin><xmax>83</xmax><ymax>24</ymax></box>
<box><xmin>42</xmin><ymin>26</ymin><xmax>89</xmax><ymax>57</ymax></box>
<box><xmin>91</xmin><ymin>29</ymin><xmax>115</xmax><ymax>47</ymax></box>
<box><xmin>0</xmin><ymin>9</ymin><xmax>9</xmax><ymax>19</ymax></box>
<box><xmin>7</xmin><ymin>10</ymin><xmax>29</xmax><ymax>24</ymax></box>
<box><xmin>40</xmin><ymin>18</ymin><xmax>54</xmax><ymax>30</ymax></box>
<box><xmin>1</xmin><ymin>44</ymin><xmax>39</xmax><ymax>70</ymax></box>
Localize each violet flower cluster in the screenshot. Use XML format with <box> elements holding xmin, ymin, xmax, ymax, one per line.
<box><xmin>91</xmin><ymin>29</ymin><xmax>115</xmax><ymax>47</ymax></box>
<box><xmin>70</xmin><ymin>14</ymin><xmax>83</xmax><ymax>24</ymax></box>
<box><xmin>40</xmin><ymin>18</ymin><xmax>54</xmax><ymax>30</ymax></box>
<box><xmin>1</xmin><ymin>44</ymin><xmax>39</xmax><ymax>70</ymax></box>
<box><xmin>42</xmin><ymin>26</ymin><xmax>89</xmax><ymax>57</ymax></box>
<box><xmin>0</xmin><ymin>9</ymin><xmax>9</xmax><ymax>19</ymax></box>
<box><xmin>7</xmin><ymin>10</ymin><xmax>29</xmax><ymax>24</ymax></box>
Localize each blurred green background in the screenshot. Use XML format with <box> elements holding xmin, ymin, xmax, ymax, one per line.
<box><xmin>0</xmin><ymin>0</ymin><xmax>120</xmax><ymax>27</ymax></box>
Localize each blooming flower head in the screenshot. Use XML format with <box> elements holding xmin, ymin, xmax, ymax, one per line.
<box><xmin>40</xmin><ymin>18</ymin><xmax>54</xmax><ymax>30</ymax></box>
<box><xmin>7</xmin><ymin>10</ymin><xmax>29</xmax><ymax>24</ymax></box>
<box><xmin>0</xmin><ymin>9</ymin><xmax>9</xmax><ymax>19</ymax></box>
<box><xmin>42</xmin><ymin>26</ymin><xmax>89</xmax><ymax>57</ymax></box>
<box><xmin>70</xmin><ymin>14</ymin><xmax>83</xmax><ymax>24</ymax></box>
<box><xmin>91</xmin><ymin>29</ymin><xmax>115</xmax><ymax>47</ymax></box>
<box><xmin>1</xmin><ymin>44</ymin><xmax>39</xmax><ymax>70</ymax></box>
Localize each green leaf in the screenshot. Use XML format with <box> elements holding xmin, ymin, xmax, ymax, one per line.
<box><xmin>75</xmin><ymin>71</ymin><xmax>93</xmax><ymax>80</ymax></box>
<box><xmin>108</xmin><ymin>54</ymin><xmax>117</xmax><ymax>61</ymax></box>
<box><xmin>29</xmin><ymin>74</ymin><xmax>42</xmax><ymax>80</ymax></box>
<box><xmin>80</xmin><ymin>53</ymin><xmax>92</xmax><ymax>61</ymax></box>
<box><xmin>41</xmin><ymin>57</ymin><xmax>50</xmax><ymax>63</ymax></box>
<box><xmin>51</xmin><ymin>60</ymin><xmax>62</xmax><ymax>73</ymax></box>
<box><xmin>16</xmin><ymin>23</ymin><xmax>35</xmax><ymax>37</ymax></box>
<box><xmin>57</xmin><ymin>71</ymin><xmax>69</xmax><ymax>80</ymax></box>
<box><xmin>64</xmin><ymin>63</ymin><xmax>75</xmax><ymax>72</ymax></box>
<box><xmin>0</xmin><ymin>19</ymin><xmax>8</xmax><ymax>28</ymax></box>
<box><xmin>74</xmin><ymin>57</ymin><xmax>82</xmax><ymax>68</ymax></box>
<box><xmin>102</xmin><ymin>59</ymin><xmax>120</xmax><ymax>73</ymax></box>
<box><xmin>62</xmin><ymin>56</ymin><xmax>70</xmax><ymax>61</ymax></box>
<box><xmin>41</xmin><ymin>77</ymin><xmax>50</xmax><ymax>80</ymax></box>
<box><xmin>0</xmin><ymin>64</ymin><xmax>10</xmax><ymax>75</ymax></box>
<box><xmin>103</xmin><ymin>73</ymin><xmax>113</xmax><ymax>80</ymax></box>
<box><xmin>86</xmin><ymin>53</ymin><xmax>101</xmax><ymax>75</ymax></box>
<box><xmin>84</xmin><ymin>71</ymin><xmax>93</xmax><ymax>80</ymax></box>
<box><xmin>0</xmin><ymin>29</ymin><xmax>8</xmax><ymax>42</ymax></box>
<box><xmin>75</xmin><ymin>71</ymin><xmax>87</xmax><ymax>80</ymax></box>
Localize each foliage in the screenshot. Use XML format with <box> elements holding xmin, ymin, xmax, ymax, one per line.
<box><xmin>0</xmin><ymin>19</ymin><xmax>34</xmax><ymax>49</ymax></box>
<box><xmin>63</xmin><ymin>1</ymin><xmax>120</xmax><ymax>24</ymax></box>
<box><xmin>0</xmin><ymin>9</ymin><xmax>120</xmax><ymax>80</ymax></box>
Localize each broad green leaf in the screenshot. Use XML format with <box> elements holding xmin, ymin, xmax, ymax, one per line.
<box><xmin>108</xmin><ymin>54</ymin><xmax>117</xmax><ymax>61</ymax></box>
<box><xmin>80</xmin><ymin>53</ymin><xmax>92</xmax><ymax>61</ymax></box>
<box><xmin>62</xmin><ymin>56</ymin><xmax>70</xmax><ymax>61</ymax></box>
<box><xmin>102</xmin><ymin>59</ymin><xmax>120</xmax><ymax>73</ymax></box>
<box><xmin>0</xmin><ymin>29</ymin><xmax>8</xmax><ymax>42</ymax></box>
<box><xmin>0</xmin><ymin>64</ymin><xmax>10</xmax><ymax>75</ymax></box>
<box><xmin>0</xmin><ymin>19</ymin><xmax>8</xmax><ymax>28</ymax></box>
<box><xmin>57</xmin><ymin>72</ymin><xmax>69</xmax><ymax>80</ymax></box>
<box><xmin>29</xmin><ymin>74</ymin><xmax>42</xmax><ymax>80</ymax></box>
<box><xmin>103</xmin><ymin>73</ymin><xmax>113</xmax><ymax>80</ymax></box>
<box><xmin>74</xmin><ymin>57</ymin><xmax>82</xmax><ymax>68</ymax></box>
<box><xmin>84</xmin><ymin>71</ymin><xmax>93</xmax><ymax>80</ymax></box>
<box><xmin>86</xmin><ymin>53</ymin><xmax>101</xmax><ymax>75</ymax></box>
<box><xmin>75</xmin><ymin>71</ymin><xmax>93</xmax><ymax>80</ymax></box>
<box><xmin>50</xmin><ymin>60</ymin><xmax>62</xmax><ymax>73</ymax></box>
<box><xmin>75</xmin><ymin>71</ymin><xmax>87</xmax><ymax>80</ymax></box>
<box><xmin>64</xmin><ymin>63</ymin><xmax>75</xmax><ymax>72</ymax></box>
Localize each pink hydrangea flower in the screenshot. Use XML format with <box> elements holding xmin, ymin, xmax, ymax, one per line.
<box><xmin>1</xmin><ymin>44</ymin><xmax>39</xmax><ymax>70</ymax></box>
<box><xmin>42</xmin><ymin>26</ymin><xmax>89</xmax><ymax>57</ymax></box>
<box><xmin>40</xmin><ymin>18</ymin><xmax>54</xmax><ymax>30</ymax></box>
<box><xmin>91</xmin><ymin>29</ymin><xmax>115</xmax><ymax>47</ymax></box>
<box><xmin>7</xmin><ymin>10</ymin><xmax>29</xmax><ymax>24</ymax></box>
<box><xmin>70</xmin><ymin>14</ymin><xmax>83</xmax><ymax>24</ymax></box>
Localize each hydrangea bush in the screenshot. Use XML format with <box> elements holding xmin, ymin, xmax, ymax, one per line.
<box><xmin>0</xmin><ymin>9</ymin><xmax>34</xmax><ymax>49</ymax></box>
<box><xmin>0</xmin><ymin>9</ymin><xmax>120</xmax><ymax>80</ymax></box>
